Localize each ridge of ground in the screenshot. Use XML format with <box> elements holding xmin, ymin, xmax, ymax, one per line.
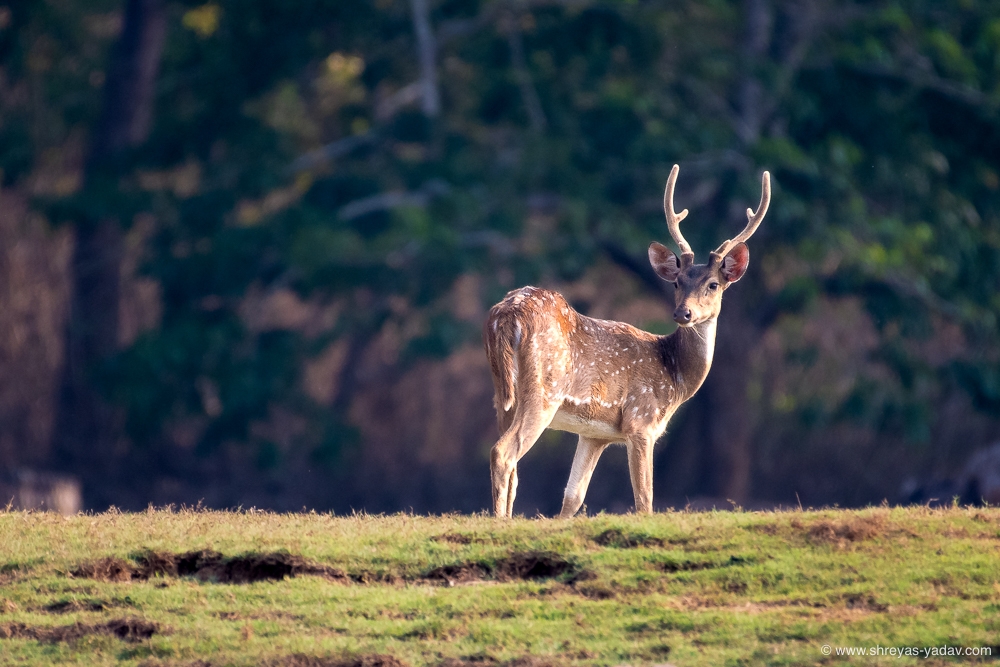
<box><xmin>0</xmin><ymin>506</ymin><xmax>998</xmax><ymax>666</ymax></box>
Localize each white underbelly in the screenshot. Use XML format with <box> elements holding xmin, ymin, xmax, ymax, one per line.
<box><xmin>548</xmin><ymin>409</ymin><xmax>624</xmax><ymax>440</ymax></box>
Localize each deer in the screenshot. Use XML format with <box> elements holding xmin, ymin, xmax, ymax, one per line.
<box><xmin>483</xmin><ymin>164</ymin><xmax>770</xmax><ymax>518</ymax></box>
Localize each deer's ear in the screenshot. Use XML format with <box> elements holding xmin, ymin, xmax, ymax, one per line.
<box><xmin>649</xmin><ymin>242</ymin><xmax>681</xmax><ymax>282</ymax></box>
<box><xmin>720</xmin><ymin>242</ymin><xmax>750</xmax><ymax>283</ymax></box>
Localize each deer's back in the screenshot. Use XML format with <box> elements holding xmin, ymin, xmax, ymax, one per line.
<box><xmin>485</xmin><ymin>286</ymin><xmax>675</xmax><ymax>439</ymax></box>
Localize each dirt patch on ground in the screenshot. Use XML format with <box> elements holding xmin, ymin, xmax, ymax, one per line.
<box><xmin>44</xmin><ymin>597</ymin><xmax>136</xmax><ymax>613</ymax></box>
<box><xmin>347</xmin><ymin>570</ymin><xmax>404</xmax><ymax>585</ymax></box>
<box><xmin>0</xmin><ymin>617</ymin><xmax>161</xmax><ymax>643</ymax></box>
<box><xmin>665</xmin><ymin>594</ymin><xmax>890</xmax><ymax>621</ymax></box>
<box><xmin>593</xmin><ymin>528</ymin><xmax>665</xmax><ymax>548</ymax></box>
<box><xmin>266</xmin><ymin>655</ymin><xmax>410</xmax><ymax>667</ymax></box>
<box><xmin>71</xmin><ymin>556</ymin><xmax>135</xmax><ymax>582</ymax></box>
<box><xmin>0</xmin><ymin>562</ymin><xmax>34</xmax><ymax>586</ymax></box>
<box><xmin>432</xmin><ymin>533</ymin><xmax>475</xmax><ymax>545</ymax></box>
<box><xmin>212</xmin><ymin>610</ymin><xmax>305</xmax><ymax>622</ymax></box>
<box><xmin>747</xmin><ymin>523</ymin><xmax>780</xmax><ymax>535</ymax></box>
<box><xmin>748</xmin><ymin>515</ymin><xmax>897</xmax><ymax>545</ymax></box>
<box><xmin>843</xmin><ymin>593</ymin><xmax>889</xmax><ymax>612</ymax></box>
<box><xmin>73</xmin><ymin>550</ymin><xmax>578</xmax><ymax>588</ymax></box>
<box><xmin>494</xmin><ymin>552</ymin><xmax>576</xmax><ymax>580</ymax></box>
<box><xmin>430</xmin><ymin>532</ymin><xmax>493</xmax><ymax>545</ymax></box>
<box><xmin>165</xmin><ymin>550</ymin><xmax>344</xmax><ymax>584</ymax></box>
<box><xmin>573</xmin><ymin>580</ymin><xmax>617</xmax><ymax>600</ymax></box>
<box><xmin>425</xmin><ymin>552</ymin><xmax>579</xmax><ymax>585</ymax></box>
<box><xmin>72</xmin><ymin>551</ymin><xmax>347</xmax><ymax>584</ymax></box>
<box><xmin>424</xmin><ymin>562</ymin><xmax>492</xmax><ymax>584</ymax></box>
<box><xmin>439</xmin><ymin>658</ymin><xmax>563</xmax><ymax>667</ymax></box>
<box><xmin>659</xmin><ymin>560</ymin><xmax>716</xmax><ymax>573</ymax></box>
<box><xmin>659</xmin><ymin>555</ymin><xmax>753</xmax><ymax>573</ymax></box>
<box><xmin>798</xmin><ymin>516</ymin><xmax>886</xmax><ymax>543</ymax></box>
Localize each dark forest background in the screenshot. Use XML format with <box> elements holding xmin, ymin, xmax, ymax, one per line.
<box><xmin>2</xmin><ymin>0</ymin><xmax>1000</xmax><ymax>515</ymax></box>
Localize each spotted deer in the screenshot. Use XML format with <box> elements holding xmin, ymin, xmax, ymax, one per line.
<box><xmin>484</xmin><ymin>165</ymin><xmax>771</xmax><ymax>517</ymax></box>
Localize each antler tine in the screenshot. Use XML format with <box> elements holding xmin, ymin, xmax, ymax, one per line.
<box><xmin>713</xmin><ymin>170</ymin><xmax>771</xmax><ymax>259</ymax></box>
<box><xmin>663</xmin><ymin>164</ymin><xmax>693</xmax><ymax>263</ymax></box>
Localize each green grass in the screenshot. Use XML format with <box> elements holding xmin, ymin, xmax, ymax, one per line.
<box><xmin>1</xmin><ymin>506</ymin><xmax>999</xmax><ymax>666</ymax></box>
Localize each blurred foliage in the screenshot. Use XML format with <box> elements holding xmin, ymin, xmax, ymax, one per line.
<box><xmin>2</xmin><ymin>0</ymin><xmax>1000</xmax><ymax>506</ymax></box>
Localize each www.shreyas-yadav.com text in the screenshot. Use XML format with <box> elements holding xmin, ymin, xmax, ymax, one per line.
<box><xmin>819</xmin><ymin>644</ymin><xmax>991</xmax><ymax>658</ymax></box>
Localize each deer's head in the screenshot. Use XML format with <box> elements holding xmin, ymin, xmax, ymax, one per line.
<box><xmin>647</xmin><ymin>164</ymin><xmax>771</xmax><ymax>327</ymax></box>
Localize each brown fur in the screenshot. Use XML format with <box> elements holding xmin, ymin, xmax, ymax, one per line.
<box><xmin>483</xmin><ymin>283</ymin><xmax>721</xmax><ymax>517</ymax></box>
<box><xmin>482</xmin><ymin>166</ymin><xmax>770</xmax><ymax>518</ymax></box>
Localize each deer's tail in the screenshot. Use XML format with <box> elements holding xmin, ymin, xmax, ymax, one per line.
<box><xmin>483</xmin><ymin>309</ymin><xmax>522</xmax><ymax>418</ymax></box>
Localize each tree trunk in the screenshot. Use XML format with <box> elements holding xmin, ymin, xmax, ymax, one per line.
<box><xmin>52</xmin><ymin>0</ymin><xmax>166</xmax><ymax>498</ymax></box>
<box><xmin>693</xmin><ymin>0</ymin><xmax>775</xmax><ymax>504</ymax></box>
<box><xmin>409</xmin><ymin>0</ymin><xmax>440</xmax><ymax>118</ymax></box>
<box><xmin>700</xmin><ymin>291</ymin><xmax>754</xmax><ymax>502</ymax></box>
<box><xmin>89</xmin><ymin>0</ymin><xmax>167</xmax><ymax>167</ymax></box>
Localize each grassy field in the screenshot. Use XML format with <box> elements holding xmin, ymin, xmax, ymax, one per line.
<box><xmin>0</xmin><ymin>507</ymin><xmax>998</xmax><ymax>666</ymax></box>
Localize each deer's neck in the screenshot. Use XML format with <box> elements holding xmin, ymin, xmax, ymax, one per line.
<box><xmin>659</xmin><ymin>317</ymin><xmax>718</xmax><ymax>399</ymax></box>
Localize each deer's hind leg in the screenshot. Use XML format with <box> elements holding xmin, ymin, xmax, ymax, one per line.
<box><xmin>490</xmin><ymin>375</ymin><xmax>559</xmax><ymax>518</ymax></box>
<box><xmin>491</xmin><ymin>408</ymin><xmax>558</xmax><ymax>517</ymax></box>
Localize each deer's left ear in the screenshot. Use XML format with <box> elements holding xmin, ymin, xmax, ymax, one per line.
<box><xmin>720</xmin><ymin>243</ymin><xmax>749</xmax><ymax>283</ymax></box>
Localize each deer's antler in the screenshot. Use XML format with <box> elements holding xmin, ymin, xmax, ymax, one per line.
<box><xmin>663</xmin><ymin>164</ymin><xmax>693</xmax><ymax>266</ymax></box>
<box><xmin>712</xmin><ymin>171</ymin><xmax>771</xmax><ymax>260</ymax></box>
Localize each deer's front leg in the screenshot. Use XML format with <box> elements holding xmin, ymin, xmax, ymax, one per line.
<box><xmin>626</xmin><ymin>436</ymin><xmax>655</xmax><ymax>514</ymax></box>
<box><xmin>558</xmin><ymin>437</ymin><xmax>611</xmax><ymax>518</ymax></box>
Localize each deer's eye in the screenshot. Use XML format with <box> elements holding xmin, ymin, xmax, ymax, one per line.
<box><xmin>709</xmin><ymin>282</ymin><xmax>719</xmax><ymax>291</ymax></box>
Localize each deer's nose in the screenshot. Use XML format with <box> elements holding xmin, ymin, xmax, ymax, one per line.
<box><xmin>673</xmin><ymin>306</ymin><xmax>692</xmax><ymax>324</ymax></box>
